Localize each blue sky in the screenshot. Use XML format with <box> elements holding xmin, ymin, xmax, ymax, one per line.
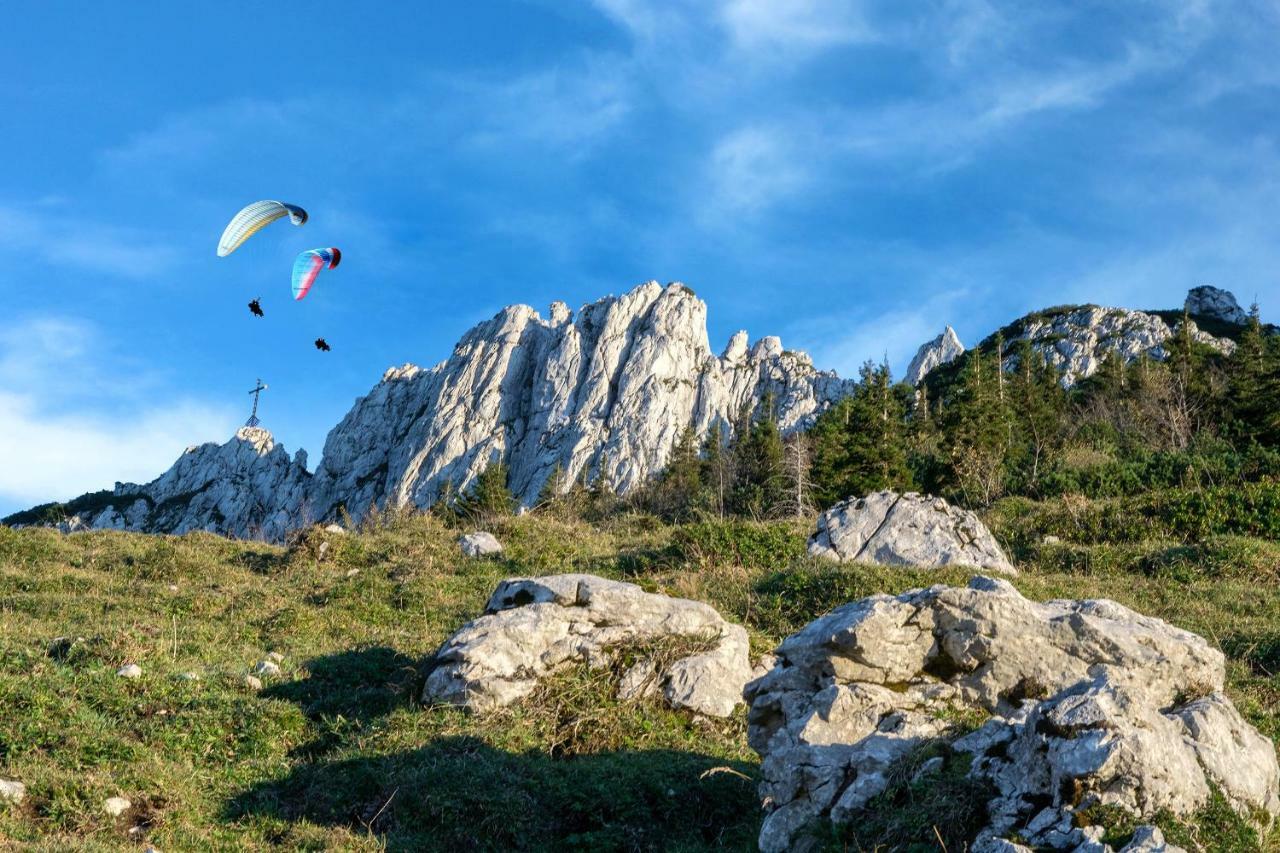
<box><xmin>2</xmin><ymin>0</ymin><xmax>1278</xmax><ymax>514</ymax></box>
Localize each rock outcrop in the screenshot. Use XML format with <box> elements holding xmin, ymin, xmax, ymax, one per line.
<box><xmin>28</xmin><ymin>282</ymin><xmax>851</xmax><ymax>541</ymax></box>
<box><xmin>85</xmin><ymin>427</ymin><xmax>312</xmax><ymax>542</ymax></box>
<box><xmin>423</xmin><ymin>573</ymin><xmax>752</xmax><ymax>718</ymax></box>
<box><xmin>1002</xmin><ymin>304</ymin><xmax>1235</xmax><ymax>386</ymax></box>
<box><xmin>906</xmin><ymin>326</ymin><xmax>964</xmax><ymax>385</ymax></box>
<box><xmin>1185</xmin><ymin>285</ymin><xmax>1249</xmax><ymax>326</ymax></box>
<box><xmin>744</xmin><ymin>578</ymin><xmax>1279</xmax><ymax>852</ymax></box>
<box><xmin>308</xmin><ymin>282</ymin><xmax>851</xmax><ymax>517</ymax></box>
<box><xmin>808</xmin><ymin>491</ymin><xmax>1016</xmax><ymax>575</ymax></box>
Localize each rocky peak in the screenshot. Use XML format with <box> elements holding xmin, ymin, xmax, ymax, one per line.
<box><xmin>1185</xmin><ymin>284</ymin><xmax>1249</xmax><ymax>325</ymax></box>
<box><xmin>309</xmin><ymin>280</ymin><xmax>854</xmax><ymax>519</ymax></box>
<box><xmin>97</xmin><ymin>427</ymin><xmax>312</xmax><ymax>541</ymax></box>
<box><xmin>905</xmin><ymin>325</ymin><xmax>964</xmax><ymax>386</ymax></box>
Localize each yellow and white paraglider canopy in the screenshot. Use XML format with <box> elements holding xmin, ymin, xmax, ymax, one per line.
<box><xmin>216</xmin><ymin>200</ymin><xmax>307</xmax><ymax>257</ymax></box>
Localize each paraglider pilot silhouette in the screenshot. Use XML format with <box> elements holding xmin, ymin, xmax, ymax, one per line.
<box><xmin>248</xmin><ymin>298</ymin><xmax>264</xmax><ymax>317</ymax></box>
<box><xmin>314</xmin><ymin>338</ymin><xmax>331</xmax><ymax>352</ymax></box>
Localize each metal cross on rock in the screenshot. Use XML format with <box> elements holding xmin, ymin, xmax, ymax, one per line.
<box><xmin>246</xmin><ymin>379</ymin><xmax>268</xmax><ymax>427</ymax></box>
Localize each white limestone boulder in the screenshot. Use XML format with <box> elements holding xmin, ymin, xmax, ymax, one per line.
<box><xmin>459</xmin><ymin>531</ymin><xmax>503</xmax><ymax>558</ymax></box>
<box><xmin>423</xmin><ymin>573</ymin><xmax>752</xmax><ymax>718</ymax></box>
<box><xmin>808</xmin><ymin>491</ymin><xmax>1016</xmax><ymax>575</ymax></box>
<box><xmin>744</xmin><ymin>577</ymin><xmax>1278</xmax><ymax>852</ymax></box>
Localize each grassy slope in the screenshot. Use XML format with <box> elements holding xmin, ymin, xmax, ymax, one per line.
<box><xmin>0</xmin><ymin>506</ymin><xmax>1277</xmax><ymax>851</ymax></box>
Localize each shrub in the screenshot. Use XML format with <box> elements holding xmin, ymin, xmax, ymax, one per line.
<box><xmin>671</xmin><ymin>520</ymin><xmax>806</xmax><ymax>569</ymax></box>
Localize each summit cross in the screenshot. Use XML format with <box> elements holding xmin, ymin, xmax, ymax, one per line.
<box><xmin>246</xmin><ymin>379</ymin><xmax>268</xmax><ymax>427</ymax></box>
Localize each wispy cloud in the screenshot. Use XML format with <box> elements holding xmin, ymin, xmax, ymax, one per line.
<box><xmin>0</xmin><ymin>202</ymin><xmax>179</xmax><ymax>278</ymax></box>
<box><xmin>0</xmin><ymin>392</ymin><xmax>235</xmax><ymax>509</ymax></box>
<box><xmin>0</xmin><ymin>316</ymin><xmax>236</xmax><ymax>512</ymax></box>
<box><xmin>705</xmin><ymin>126</ymin><xmax>812</xmax><ymax>216</ymax></box>
<box><xmin>719</xmin><ymin>0</ymin><xmax>878</xmax><ymax>53</ymax></box>
<box><xmin>455</xmin><ymin>59</ymin><xmax>634</xmax><ymax>153</ymax></box>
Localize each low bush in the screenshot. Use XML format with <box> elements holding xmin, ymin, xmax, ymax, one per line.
<box><xmin>671</xmin><ymin>519</ymin><xmax>806</xmax><ymax>569</ymax></box>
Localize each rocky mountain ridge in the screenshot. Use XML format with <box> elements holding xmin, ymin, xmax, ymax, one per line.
<box><xmin>17</xmin><ymin>282</ymin><xmax>853</xmax><ymax>541</ymax></box>
<box><xmin>911</xmin><ymin>284</ymin><xmax>1248</xmax><ymax>388</ymax></box>
<box><xmin>7</xmin><ymin>282</ymin><xmax>1259</xmax><ymax>542</ymax></box>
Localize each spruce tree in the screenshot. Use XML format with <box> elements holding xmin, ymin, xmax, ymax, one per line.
<box><xmin>654</xmin><ymin>425</ymin><xmax>703</xmax><ymax>520</ymax></box>
<box><xmin>941</xmin><ymin>348</ymin><xmax>1010</xmax><ymax>506</ymax></box>
<box><xmin>700</xmin><ymin>422</ymin><xmax>731</xmax><ymax>518</ymax></box>
<box><xmin>807</xmin><ymin>361</ymin><xmax>913</xmax><ymax>505</ymax></box>
<box><xmin>1227</xmin><ymin>303</ymin><xmax>1279</xmax><ymax>446</ymax></box>
<box><xmin>729</xmin><ymin>393</ymin><xmax>786</xmax><ymax>518</ymax></box>
<box><xmin>460</xmin><ymin>459</ymin><xmax>515</xmax><ymax>519</ymax></box>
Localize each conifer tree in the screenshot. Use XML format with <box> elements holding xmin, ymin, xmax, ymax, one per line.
<box><xmin>1227</xmin><ymin>303</ymin><xmax>1279</xmax><ymax>446</ymax></box>
<box><xmin>729</xmin><ymin>393</ymin><xmax>786</xmax><ymax>518</ymax></box>
<box><xmin>941</xmin><ymin>348</ymin><xmax>1010</xmax><ymax>505</ymax></box>
<box><xmin>700</xmin><ymin>422</ymin><xmax>731</xmax><ymax>518</ymax></box>
<box><xmin>807</xmin><ymin>361</ymin><xmax>913</xmax><ymax>505</ymax></box>
<box><xmin>459</xmin><ymin>459</ymin><xmax>515</xmax><ymax>519</ymax></box>
<box><xmin>651</xmin><ymin>425</ymin><xmax>703</xmax><ymax>520</ymax></box>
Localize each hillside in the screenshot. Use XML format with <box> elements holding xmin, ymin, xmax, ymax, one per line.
<box><xmin>1</xmin><ymin>496</ymin><xmax>1278</xmax><ymax>850</ymax></box>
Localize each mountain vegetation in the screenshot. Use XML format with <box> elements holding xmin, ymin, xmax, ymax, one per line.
<box><xmin>617</xmin><ymin>307</ymin><xmax>1280</xmax><ymax>526</ymax></box>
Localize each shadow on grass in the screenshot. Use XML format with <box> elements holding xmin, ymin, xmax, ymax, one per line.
<box><xmin>261</xmin><ymin>647</ymin><xmax>423</xmax><ymax>759</ymax></box>
<box><xmin>234</xmin><ymin>548</ymin><xmax>291</xmax><ymax>575</ymax></box>
<box><xmin>1222</xmin><ymin>632</ymin><xmax>1280</xmax><ymax>677</ymax></box>
<box><xmin>226</xmin><ymin>735</ymin><xmax>759</xmax><ymax>851</ymax></box>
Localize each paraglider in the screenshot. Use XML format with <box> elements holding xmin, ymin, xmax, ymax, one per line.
<box><xmin>217</xmin><ymin>200</ymin><xmax>307</xmax><ymax>257</ymax></box>
<box><xmin>314</xmin><ymin>337</ymin><xmax>331</xmax><ymax>352</ymax></box>
<box><xmin>291</xmin><ymin>248</ymin><xmax>341</xmax><ymax>300</ymax></box>
<box><xmin>248</xmin><ymin>298</ymin><xmax>264</xmax><ymax>317</ymax></box>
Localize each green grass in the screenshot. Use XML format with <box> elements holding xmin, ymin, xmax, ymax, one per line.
<box><xmin>1</xmin><ymin>505</ymin><xmax>1278</xmax><ymax>850</ymax></box>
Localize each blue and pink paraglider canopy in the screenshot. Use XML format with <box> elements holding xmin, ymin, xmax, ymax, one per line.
<box><xmin>291</xmin><ymin>247</ymin><xmax>341</xmax><ymax>301</ymax></box>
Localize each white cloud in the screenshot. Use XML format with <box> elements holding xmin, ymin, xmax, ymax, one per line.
<box><xmin>457</xmin><ymin>60</ymin><xmax>633</xmax><ymax>153</ymax></box>
<box><xmin>0</xmin><ymin>316</ymin><xmax>237</xmax><ymax>512</ymax></box>
<box><xmin>719</xmin><ymin>0</ymin><xmax>877</xmax><ymax>53</ymax></box>
<box><xmin>590</xmin><ymin>0</ymin><xmax>693</xmax><ymax>43</ymax></box>
<box><xmin>0</xmin><ymin>202</ymin><xmax>179</xmax><ymax>279</ymax></box>
<box><xmin>705</xmin><ymin>126</ymin><xmax>812</xmax><ymax>215</ymax></box>
<box><xmin>0</xmin><ymin>392</ymin><xmax>235</xmax><ymax>509</ymax></box>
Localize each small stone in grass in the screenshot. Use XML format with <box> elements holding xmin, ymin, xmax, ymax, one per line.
<box><xmin>117</xmin><ymin>663</ymin><xmax>143</xmax><ymax>679</ymax></box>
<box><xmin>243</xmin><ymin>674</ymin><xmax>263</xmax><ymax>691</ymax></box>
<box><xmin>346</xmin><ymin>568</ymin><xmax>360</xmax><ymax>578</ymax></box>
<box><xmin>179</xmin><ymin>671</ymin><xmax>200</xmax><ymax>681</ymax></box>
<box><xmin>167</xmin><ymin>584</ymin><xmax>179</xmax><ymax>592</ymax></box>
<box><xmin>0</xmin><ymin>778</ymin><xmax>25</xmax><ymax>804</ymax></box>
<box><xmin>104</xmin><ymin>796</ymin><xmax>131</xmax><ymax>816</ymax></box>
<box><xmin>324</xmin><ymin>523</ymin><xmax>346</xmax><ymax>534</ymax></box>
<box><xmin>267</xmin><ymin>651</ymin><xmax>284</xmax><ymax>664</ymax></box>
<box><xmin>254</xmin><ymin>660</ymin><xmax>281</xmax><ymax>677</ymax></box>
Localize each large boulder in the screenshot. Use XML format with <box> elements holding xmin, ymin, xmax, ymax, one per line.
<box><xmin>808</xmin><ymin>491</ymin><xmax>1016</xmax><ymax>575</ymax></box>
<box><xmin>1185</xmin><ymin>285</ymin><xmax>1249</xmax><ymax>326</ymax></box>
<box><xmin>423</xmin><ymin>573</ymin><xmax>752</xmax><ymax>718</ymax></box>
<box><xmin>459</xmin><ymin>531</ymin><xmax>503</xmax><ymax>558</ymax></box>
<box><xmin>744</xmin><ymin>577</ymin><xmax>1279</xmax><ymax>852</ymax></box>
